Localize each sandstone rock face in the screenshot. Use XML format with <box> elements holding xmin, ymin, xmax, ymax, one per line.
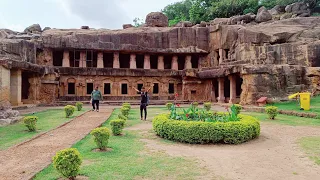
<box><xmin>40</xmin><ymin>27</ymin><xmax>209</xmax><ymax>53</ymax></box>
<box><xmin>228</xmin><ymin>14</ymin><xmax>255</xmax><ymax>25</ymax></box>
<box><xmin>145</xmin><ymin>12</ymin><xmax>168</xmax><ymax>27</ymax></box>
<box><xmin>24</xmin><ymin>24</ymin><xmax>42</xmax><ymax>33</ymax></box>
<box><xmin>256</xmin><ymin>6</ymin><xmax>273</xmax><ymax>23</ymax></box>
<box><xmin>81</xmin><ymin>26</ymin><xmax>90</xmax><ymax>29</ymax></box>
<box><xmin>285</xmin><ymin>2</ymin><xmax>310</xmax><ymax>16</ymax></box>
<box><xmin>123</xmin><ymin>24</ymin><xmax>134</xmax><ymax>29</ymax></box>
<box><xmin>43</xmin><ymin>27</ymin><xmax>51</xmax><ymax>31</ymax></box>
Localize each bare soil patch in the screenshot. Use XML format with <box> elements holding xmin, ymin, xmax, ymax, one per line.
<box><xmin>0</xmin><ymin>108</ymin><xmax>113</xmax><ymax>180</ymax></box>
<box><xmin>135</xmin><ymin>121</ymin><xmax>320</xmax><ymax>180</ymax></box>
<box><xmin>91</xmin><ymin>147</ymin><xmax>113</xmax><ymax>152</ymax></box>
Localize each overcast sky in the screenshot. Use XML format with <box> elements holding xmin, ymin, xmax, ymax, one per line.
<box><xmin>0</xmin><ymin>0</ymin><xmax>179</xmax><ymax>32</ymax></box>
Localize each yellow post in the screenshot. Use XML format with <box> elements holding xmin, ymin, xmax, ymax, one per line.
<box><xmin>299</xmin><ymin>93</ymin><xmax>311</xmax><ymax>110</ymax></box>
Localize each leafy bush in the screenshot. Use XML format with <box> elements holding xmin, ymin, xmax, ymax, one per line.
<box><xmin>64</xmin><ymin>105</ymin><xmax>76</xmax><ymax>118</ymax></box>
<box><xmin>118</xmin><ymin>114</ymin><xmax>128</xmax><ymax>121</ymax></box>
<box><xmin>75</xmin><ymin>102</ymin><xmax>83</xmax><ymax>111</ymax></box>
<box><xmin>23</xmin><ymin>116</ymin><xmax>38</xmax><ymax>132</ymax></box>
<box><xmin>122</xmin><ymin>103</ymin><xmax>131</xmax><ymax>110</ymax></box>
<box><xmin>234</xmin><ymin>104</ymin><xmax>242</xmax><ymax>115</ymax></box>
<box><xmin>265</xmin><ymin>106</ymin><xmax>278</xmax><ymax>120</ymax></box>
<box><xmin>121</xmin><ymin>107</ymin><xmax>130</xmax><ymax>117</ymax></box>
<box><xmin>166</xmin><ymin>103</ymin><xmax>173</xmax><ymax>110</ymax></box>
<box><xmin>204</xmin><ymin>102</ymin><xmax>211</xmax><ymax>111</ymax></box>
<box><xmin>53</xmin><ymin>148</ymin><xmax>82</xmax><ymax>180</ymax></box>
<box><xmin>153</xmin><ymin>113</ymin><xmax>260</xmax><ymax>144</ymax></box>
<box><xmin>192</xmin><ymin>102</ymin><xmax>199</xmax><ymax>108</ymax></box>
<box><xmin>170</xmin><ymin>104</ymin><xmax>239</xmax><ymax>122</ymax></box>
<box><xmin>110</xmin><ymin>119</ymin><xmax>126</xmax><ymax>135</ymax></box>
<box><xmin>90</xmin><ymin>127</ymin><xmax>111</xmax><ymax>150</ymax></box>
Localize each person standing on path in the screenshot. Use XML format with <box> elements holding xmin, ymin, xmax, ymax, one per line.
<box><xmin>91</xmin><ymin>86</ymin><xmax>103</xmax><ymax>112</ymax></box>
<box><xmin>133</xmin><ymin>86</ymin><xmax>151</xmax><ymax>120</ymax></box>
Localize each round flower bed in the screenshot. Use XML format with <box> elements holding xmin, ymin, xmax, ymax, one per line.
<box><xmin>152</xmin><ymin>113</ymin><xmax>260</xmax><ymax>144</ymax></box>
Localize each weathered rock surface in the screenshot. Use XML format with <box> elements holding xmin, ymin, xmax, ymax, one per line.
<box><xmin>256</xmin><ymin>6</ymin><xmax>273</xmax><ymax>23</ymax></box>
<box><xmin>145</xmin><ymin>12</ymin><xmax>168</xmax><ymax>27</ymax></box>
<box><xmin>24</xmin><ymin>24</ymin><xmax>42</xmax><ymax>33</ymax></box>
<box><xmin>228</xmin><ymin>14</ymin><xmax>255</xmax><ymax>25</ymax></box>
<box><xmin>0</xmin><ymin>110</ymin><xmax>22</xmax><ymax>126</ymax></box>
<box><xmin>43</xmin><ymin>27</ymin><xmax>51</xmax><ymax>31</ymax></box>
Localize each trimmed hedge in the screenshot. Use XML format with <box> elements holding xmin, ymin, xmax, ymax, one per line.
<box><xmin>75</xmin><ymin>102</ymin><xmax>83</xmax><ymax>111</ymax></box>
<box><xmin>23</xmin><ymin>116</ymin><xmax>38</xmax><ymax>132</ymax></box>
<box><xmin>53</xmin><ymin>148</ymin><xmax>82</xmax><ymax>179</ymax></box>
<box><xmin>152</xmin><ymin>113</ymin><xmax>260</xmax><ymax>144</ymax></box>
<box><xmin>110</xmin><ymin>119</ymin><xmax>126</xmax><ymax>135</ymax></box>
<box><xmin>64</xmin><ymin>105</ymin><xmax>76</xmax><ymax>118</ymax></box>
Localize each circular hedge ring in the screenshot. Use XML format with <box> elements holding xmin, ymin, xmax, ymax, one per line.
<box><xmin>152</xmin><ymin>114</ymin><xmax>260</xmax><ymax>144</ymax></box>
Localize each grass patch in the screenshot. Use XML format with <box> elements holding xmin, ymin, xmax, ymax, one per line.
<box><xmin>273</xmin><ymin>95</ymin><xmax>320</xmax><ymax>115</ymax></box>
<box><xmin>34</xmin><ymin>107</ymin><xmax>205</xmax><ymax>180</ymax></box>
<box><xmin>242</xmin><ymin>112</ymin><xmax>320</xmax><ymax>126</ymax></box>
<box><xmin>0</xmin><ymin>109</ymin><xmax>87</xmax><ymax>150</ymax></box>
<box><xmin>298</xmin><ymin>136</ymin><xmax>320</xmax><ymax>165</ymax></box>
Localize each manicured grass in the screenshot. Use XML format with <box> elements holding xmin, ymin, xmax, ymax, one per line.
<box><xmin>34</xmin><ymin>107</ymin><xmax>204</xmax><ymax>180</ymax></box>
<box><xmin>242</xmin><ymin>112</ymin><xmax>320</xmax><ymax>126</ymax></box>
<box><xmin>273</xmin><ymin>95</ymin><xmax>320</xmax><ymax>115</ymax></box>
<box><xmin>0</xmin><ymin>109</ymin><xmax>87</xmax><ymax>150</ymax></box>
<box><xmin>298</xmin><ymin>137</ymin><xmax>320</xmax><ymax>165</ymax></box>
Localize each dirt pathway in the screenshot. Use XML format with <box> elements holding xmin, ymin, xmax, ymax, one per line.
<box><xmin>127</xmin><ymin>122</ymin><xmax>320</xmax><ymax>180</ymax></box>
<box><xmin>0</xmin><ymin>108</ymin><xmax>113</xmax><ymax>180</ymax></box>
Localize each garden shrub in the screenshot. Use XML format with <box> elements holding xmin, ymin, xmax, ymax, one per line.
<box><xmin>192</xmin><ymin>102</ymin><xmax>199</xmax><ymax>108</ymax></box>
<box><xmin>53</xmin><ymin>148</ymin><xmax>82</xmax><ymax>180</ymax></box>
<box><xmin>122</xmin><ymin>103</ymin><xmax>131</xmax><ymax>110</ymax></box>
<box><xmin>90</xmin><ymin>127</ymin><xmax>111</xmax><ymax>150</ymax></box>
<box><xmin>234</xmin><ymin>104</ymin><xmax>242</xmax><ymax>115</ymax></box>
<box><xmin>153</xmin><ymin>113</ymin><xmax>260</xmax><ymax>144</ymax></box>
<box><xmin>204</xmin><ymin>102</ymin><xmax>211</xmax><ymax>111</ymax></box>
<box><xmin>23</xmin><ymin>116</ymin><xmax>38</xmax><ymax>132</ymax></box>
<box><xmin>118</xmin><ymin>113</ymin><xmax>128</xmax><ymax>121</ymax></box>
<box><xmin>110</xmin><ymin>119</ymin><xmax>126</xmax><ymax>135</ymax></box>
<box><xmin>75</xmin><ymin>102</ymin><xmax>83</xmax><ymax>111</ymax></box>
<box><xmin>64</xmin><ymin>105</ymin><xmax>76</xmax><ymax>118</ymax></box>
<box><xmin>121</xmin><ymin>107</ymin><xmax>130</xmax><ymax>117</ymax></box>
<box><xmin>166</xmin><ymin>102</ymin><xmax>173</xmax><ymax>110</ymax></box>
<box><xmin>265</xmin><ymin>106</ymin><xmax>278</xmax><ymax>120</ymax></box>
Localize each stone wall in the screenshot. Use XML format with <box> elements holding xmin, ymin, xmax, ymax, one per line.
<box><xmin>59</xmin><ymin>75</ymin><xmax>182</xmax><ymax>101</ymax></box>
<box><xmin>182</xmin><ymin>78</ymin><xmax>212</xmax><ymax>102</ymax></box>
<box><xmin>0</xmin><ymin>65</ymin><xmax>11</xmax><ymax>108</ymax></box>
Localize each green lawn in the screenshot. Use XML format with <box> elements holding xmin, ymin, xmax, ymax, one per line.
<box><xmin>0</xmin><ymin>109</ymin><xmax>87</xmax><ymax>150</ymax></box>
<box><xmin>298</xmin><ymin>137</ymin><xmax>320</xmax><ymax>165</ymax></box>
<box><xmin>273</xmin><ymin>95</ymin><xmax>320</xmax><ymax>115</ymax></box>
<box><xmin>243</xmin><ymin>112</ymin><xmax>320</xmax><ymax>126</ymax></box>
<box><xmin>34</xmin><ymin>107</ymin><xmax>205</xmax><ymax>180</ymax></box>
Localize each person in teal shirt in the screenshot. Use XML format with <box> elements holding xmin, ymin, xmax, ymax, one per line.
<box><xmin>91</xmin><ymin>86</ymin><xmax>103</xmax><ymax>112</ymax></box>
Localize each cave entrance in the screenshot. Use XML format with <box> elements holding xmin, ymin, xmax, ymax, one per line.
<box><xmin>164</xmin><ymin>55</ymin><xmax>172</xmax><ymax>69</ymax></box>
<box><xmin>21</xmin><ymin>71</ymin><xmax>31</xmax><ymax>100</ymax></box>
<box><xmin>119</xmin><ymin>53</ymin><xmax>130</xmax><ymax>68</ymax></box>
<box><xmin>178</xmin><ymin>55</ymin><xmax>186</xmax><ymax>70</ymax></box>
<box><xmin>150</xmin><ymin>55</ymin><xmax>158</xmax><ymax>69</ymax></box>
<box><xmin>53</xmin><ymin>50</ymin><xmax>63</xmax><ymax>66</ymax></box>
<box><xmin>103</xmin><ymin>53</ymin><xmax>113</xmax><ymax>68</ymax></box>
<box><xmin>136</xmin><ymin>54</ymin><xmax>144</xmax><ymax>69</ymax></box>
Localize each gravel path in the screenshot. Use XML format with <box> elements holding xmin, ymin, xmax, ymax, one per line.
<box><xmin>0</xmin><ymin>108</ymin><xmax>113</xmax><ymax>180</ymax></box>
<box><xmin>130</xmin><ymin>122</ymin><xmax>320</xmax><ymax>180</ymax></box>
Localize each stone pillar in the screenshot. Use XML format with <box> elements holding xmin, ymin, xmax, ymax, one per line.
<box><xmin>214</xmin><ymin>51</ymin><xmax>219</xmax><ymax>66</ymax></box>
<box><xmin>10</xmin><ymin>70</ymin><xmax>22</xmax><ymax>106</ymax></box>
<box><xmin>80</xmin><ymin>51</ymin><xmax>86</xmax><ymax>68</ymax></box>
<box><xmin>229</xmin><ymin>75</ymin><xmax>237</xmax><ymax>104</ymax></box>
<box><xmin>97</xmin><ymin>52</ymin><xmax>104</xmax><ymax>68</ymax></box>
<box><xmin>113</xmin><ymin>52</ymin><xmax>120</xmax><ymax>68</ymax></box>
<box><xmin>0</xmin><ymin>66</ymin><xmax>11</xmax><ymax>105</ymax></box>
<box><xmin>219</xmin><ymin>49</ymin><xmax>225</xmax><ymax>64</ymax></box>
<box><xmin>144</xmin><ymin>54</ymin><xmax>151</xmax><ymax>69</ymax></box>
<box><xmin>130</xmin><ymin>54</ymin><xmax>136</xmax><ymax>69</ymax></box>
<box><xmin>217</xmin><ymin>78</ymin><xmax>225</xmax><ymax>103</ymax></box>
<box><xmin>158</xmin><ymin>56</ymin><xmax>164</xmax><ymax>70</ymax></box>
<box><xmin>172</xmin><ymin>56</ymin><xmax>178</xmax><ymax>70</ymax></box>
<box><xmin>62</xmin><ymin>51</ymin><xmax>70</xmax><ymax>67</ymax></box>
<box><xmin>185</xmin><ymin>55</ymin><xmax>192</xmax><ymax>69</ymax></box>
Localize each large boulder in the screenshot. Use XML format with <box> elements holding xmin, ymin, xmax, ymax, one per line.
<box><xmin>123</xmin><ymin>24</ymin><xmax>134</xmax><ymax>29</ymax></box>
<box><xmin>269</xmin><ymin>5</ymin><xmax>286</xmax><ymax>15</ymax></box>
<box><xmin>256</xmin><ymin>6</ymin><xmax>272</xmax><ymax>23</ymax></box>
<box><xmin>145</xmin><ymin>12</ymin><xmax>168</xmax><ymax>27</ymax></box>
<box><xmin>174</xmin><ymin>21</ymin><xmax>193</xmax><ymax>27</ymax></box>
<box><xmin>228</xmin><ymin>14</ymin><xmax>255</xmax><ymax>25</ymax></box>
<box><xmin>24</xmin><ymin>24</ymin><xmax>42</xmax><ymax>33</ymax></box>
<box><xmin>285</xmin><ymin>2</ymin><xmax>310</xmax><ymax>16</ymax></box>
